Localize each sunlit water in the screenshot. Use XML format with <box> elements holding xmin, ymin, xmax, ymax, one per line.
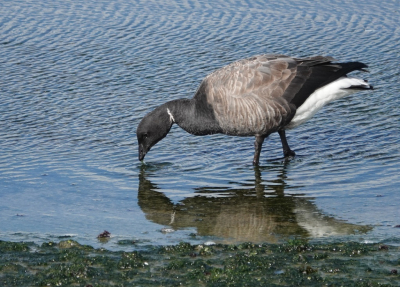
<box><xmin>1</xmin><ymin>0</ymin><xmax>399</xmax><ymax>250</ymax></box>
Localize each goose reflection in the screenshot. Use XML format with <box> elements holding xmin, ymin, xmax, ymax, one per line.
<box><xmin>138</xmin><ymin>165</ymin><xmax>371</xmax><ymax>243</ymax></box>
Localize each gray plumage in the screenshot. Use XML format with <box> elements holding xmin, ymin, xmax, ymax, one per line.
<box><xmin>201</xmin><ymin>54</ymin><xmax>297</xmax><ymax>136</ymax></box>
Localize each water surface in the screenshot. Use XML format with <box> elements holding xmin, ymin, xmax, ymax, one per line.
<box><xmin>0</xmin><ymin>0</ymin><xmax>399</xmax><ymax>250</ymax></box>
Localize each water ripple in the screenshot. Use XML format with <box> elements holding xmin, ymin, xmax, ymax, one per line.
<box><xmin>0</xmin><ymin>0</ymin><xmax>399</xmax><ymax>246</ymax></box>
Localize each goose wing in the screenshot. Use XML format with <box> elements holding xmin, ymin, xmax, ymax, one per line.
<box><xmin>194</xmin><ymin>54</ymin><xmax>300</xmax><ymax>136</ymax></box>
<box><xmin>193</xmin><ymin>54</ymin><xmax>361</xmax><ymax>136</ymax></box>
<box><xmin>281</xmin><ymin>56</ymin><xmax>367</xmax><ymax>108</ymax></box>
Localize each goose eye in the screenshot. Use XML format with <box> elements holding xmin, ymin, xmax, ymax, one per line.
<box><xmin>143</xmin><ymin>133</ymin><xmax>148</xmax><ymax>139</ymax></box>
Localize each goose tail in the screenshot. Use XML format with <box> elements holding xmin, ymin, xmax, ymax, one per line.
<box><xmin>342</xmin><ymin>77</ymin><xmax>374</xmax><ymax>90</ymax></box>
<box><xmin>336</xmin><ymin>62</ymin><xmax>373</xmax><ymax>90</ymax></box>
<box><xmin>336</xmin><ymin>61</ymin><xmax>369</xmax><ymax>75</ymax></box>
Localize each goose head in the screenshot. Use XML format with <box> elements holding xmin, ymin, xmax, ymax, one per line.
<box><xmin>137</xmin><ymin>105</ymin><xmax>173</xmax><ymax>161</ymax></box>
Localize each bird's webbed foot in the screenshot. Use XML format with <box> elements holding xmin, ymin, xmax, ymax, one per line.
<box><xmin>283</xmin><ymin>149</ymin><xmax>296</xmax><ymax>158</ymax></box>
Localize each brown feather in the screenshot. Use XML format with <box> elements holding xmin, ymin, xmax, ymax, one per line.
<box><xmin>197</xmin><ymin>55</ymin><xmax>296</xmax><ymax>136</ymax></box>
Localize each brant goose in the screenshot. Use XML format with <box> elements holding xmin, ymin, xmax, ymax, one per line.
<box><xmin>137</xmin><ymin>54</ymin><xmax>373</xmax><ymax>165</ymax></box>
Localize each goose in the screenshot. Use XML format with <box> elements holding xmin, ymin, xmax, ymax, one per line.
<box><xmin>137</xmin><ymin>54</ymin><xmax>373</xmax><ymax>165</ymax></box>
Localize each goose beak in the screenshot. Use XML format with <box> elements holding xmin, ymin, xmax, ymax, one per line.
<box><xmin>138</xmin><ymin>144</ymin><xmax>146</xmax><ymax>161</ymax></box>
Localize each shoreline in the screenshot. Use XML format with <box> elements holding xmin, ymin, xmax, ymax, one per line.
<box><xmin>1</xmin><ymin>239</ymin><xmax>399</xmax><ymax>286</ymax></box>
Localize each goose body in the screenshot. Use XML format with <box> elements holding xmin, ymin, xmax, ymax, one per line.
<box><xmin>137</xmin><ymin>54</ymin><xmax>373</xmax><ymax>165</ymax></box>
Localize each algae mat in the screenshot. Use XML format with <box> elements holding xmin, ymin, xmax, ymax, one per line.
<box><xmin>0</xmin><ymin>240</ymin><xmax>399</xmax><ymax>286</ymax></box>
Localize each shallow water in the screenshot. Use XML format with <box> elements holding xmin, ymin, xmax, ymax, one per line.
<box><xmin>0</xmin><ymin>0</ymin><xmax>399</xmax><ymax>250</ymax></box>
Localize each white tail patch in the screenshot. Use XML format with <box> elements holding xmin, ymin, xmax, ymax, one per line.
<box><xmin>167</xmin><ymin>108</ymin><xmax>175</xmax><ymax>123</ymax></box>
<box><xmin>287</xmin><ymin>77</ymin><xmax>371</xmax><ymax>129</ymax></box>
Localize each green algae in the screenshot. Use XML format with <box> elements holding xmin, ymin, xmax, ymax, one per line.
<box><xmin>0</xmin><ymin>240</ymin><xmax>399</xmax><ymax>286</ymax></box>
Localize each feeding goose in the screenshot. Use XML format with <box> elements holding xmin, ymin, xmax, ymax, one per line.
<box><xmin>137</xmin><ymin>54</ymin><xmax>373</xmax><ymax>165</ymax></box>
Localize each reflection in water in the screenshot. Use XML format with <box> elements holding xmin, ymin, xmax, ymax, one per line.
<box><xmin>138</xmin><ymin>165</ymin><xmax>371</xmax><ymax>243</ymax></box>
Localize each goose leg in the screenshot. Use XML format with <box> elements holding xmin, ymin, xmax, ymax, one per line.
<box><xmin>278</xmin><ymin>130</ymin><xmax>296</xmax><ymax>158</ymax></box>
<box><xmin>253</xmin><ymin>135</ymin><xmax>265</xmax><ymax>166</ymax></box>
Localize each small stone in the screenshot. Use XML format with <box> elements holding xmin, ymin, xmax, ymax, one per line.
<box><xmin>97</xmin><ymin>230</ymin><xmax>111</xmax><ymax>238</ymax></box>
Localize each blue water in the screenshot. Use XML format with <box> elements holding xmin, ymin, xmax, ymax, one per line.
<box><xmin>1</xmin><ymin>0</ymin><xmax>399</xmax><ymax>250</ymax></box>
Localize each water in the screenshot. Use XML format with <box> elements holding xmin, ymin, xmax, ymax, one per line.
<box><xmin>0</xmin><ymin>0</ymin><xmax>399</xmax><ymax>250</ymax></box>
